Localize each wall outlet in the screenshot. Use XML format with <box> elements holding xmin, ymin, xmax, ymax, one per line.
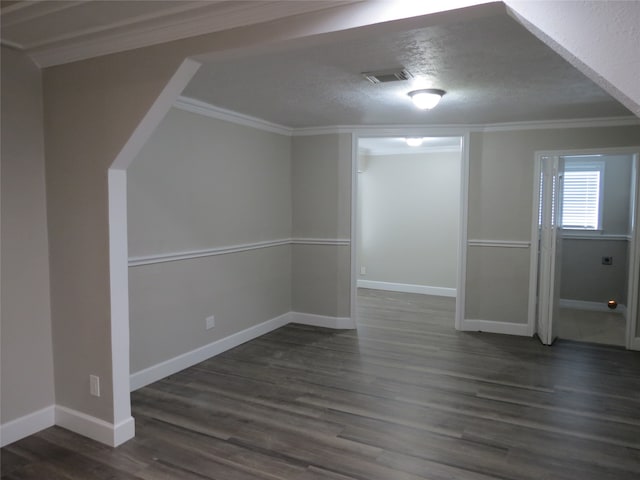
<box><xmin>360</xmin><ymin>266</ymin><xmax>366</xmax><ymax>275</ymax></box>
<box><xmin>206</xmin><ymin>315</ymin><xmax>215</xmax><ymax>330</ymax></box>
<box><xmin>602</xmin><ymin>256</ymin><xmax>613</xmax><ymax>265</ymax></box>
<box><xmin>89</xmin><ymin>375</ymin><xmax>100</xmax><ymax>397</ymax></box>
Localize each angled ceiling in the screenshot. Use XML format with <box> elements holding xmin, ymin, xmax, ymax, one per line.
<box><xmin>0</xmin><ymin>0</ymin><xmax>356</xmax><ymax>67</ymax></box>
<box><xmin>1</xmin><ymin>1</ymin><xmax>634</xmax><ymax>129</ymax></box>
<box><xmin>182</xmin><ymin>8</ymin><xmax>632</xmax><ymax>127</ymax></box>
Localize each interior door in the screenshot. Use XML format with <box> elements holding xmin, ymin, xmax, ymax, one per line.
<box><xmin>536</xmin><ymin>154</ymin><xmax>562</xmax><ymax>345</ymax></box>
<box><xmin>549</xmin><ymin>156</ymin><xmax>564</xmax><ymax>344</ymax></box>
<box><xmin>626</xmin><ymin>153</ymin><xmax>640</xmax><ymax>348</ymax></box>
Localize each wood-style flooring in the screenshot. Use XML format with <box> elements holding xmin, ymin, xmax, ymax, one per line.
<box><xmin>3</xmin><ymin>288</ymin><xmax>640</xmax><ymax>479</ymax></box>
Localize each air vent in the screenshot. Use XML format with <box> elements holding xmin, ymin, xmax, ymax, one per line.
<box><xmin>362</xmin><ymin>68</ymin><xmax>413</xmax><ymax>84</ymax></box>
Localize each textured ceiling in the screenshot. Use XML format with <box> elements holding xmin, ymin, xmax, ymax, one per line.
<box><xmin>183</xmin><ymin>10</ymin><xmax>632</xmax><ymax>127</ymax></box>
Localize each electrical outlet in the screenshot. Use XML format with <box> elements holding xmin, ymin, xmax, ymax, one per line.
<box><xmin>206</xmin><ymin>315</ymin><xmax>215</xmax><ymax>330</ymax></box>
<box><xmin>360</xmin><ymin>266</ymin><xmax>366</xmax><ymax>275</ymax></box>
<box><xmin>90</xmin><ymin>375</ymin><xmax>100</xmax><ymax>397</ymax></box>
<box><xmin>602</xmin><ymin>256</ymin><xmax>613</xmax><ymax>266</ymax></box>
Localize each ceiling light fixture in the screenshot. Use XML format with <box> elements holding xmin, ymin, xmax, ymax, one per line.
<box><xmin>408</xmin><ymin>89</ymin><xmax>446</xmax><ymax>110</ymax></box>
<box><xmin>405</xmin><ymin>137</ymin><xmax>424</xmax><ymax>147</ymax></box>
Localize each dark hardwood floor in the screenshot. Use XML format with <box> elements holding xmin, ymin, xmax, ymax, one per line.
<box><xmin>3</xmin><ymin>288</ymin><xmax>640</xmax><ymax>479</ymax></box>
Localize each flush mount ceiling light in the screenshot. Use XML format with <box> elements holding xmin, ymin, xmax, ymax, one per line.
<box><xmin>405</xmin><ymin>137</ymin><xmax>424</xmax><ymax>147</ymax></box>
<box><xmin>408</xmin><ymin>89</ymin><xmax>446</xmax><ymax>110</ymax></box>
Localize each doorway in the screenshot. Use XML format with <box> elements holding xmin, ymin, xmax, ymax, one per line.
<box><xmin>352</xmin><ymin>135</ymin><xmax>464</xmax><ymax>330</ymax></box>
<box><xmin>533</xmin><ymin>148</ymin><xmax>640</xmax><ymax>348</ymax></box>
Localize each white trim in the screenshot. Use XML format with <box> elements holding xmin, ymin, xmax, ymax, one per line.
<box><xmin>293</xmin><ymin>126</ymin><xmax>356</xmax><ymax>136</ymax></box>
<box><xmin>480</xmin><ymin>116</ymin><xmax>639</xmax><ymax>132</ymax></box>
<box><xmin>111</xmin><ymin>60</ymin><xmax>201</xmax><ymax>170</ymax></box>
<box><xmin>627</xmin><ymin>153</ymin><xmax>640</xmax><ymax>350</ymax></box>
<box><xmin>559</xmin><ymin>299</ymin><xmax>627</xmax><ymax>314</ymax></box>
<box><xmin>128</xmin><ymin>238</ymin><xmax>349</xmax><ymax>267</ymax></box>
<box><xmin>130</xmin><ymin>313</ymin><xmax>292</xmax><ymax>391</ymax></box>
<box><xmin>357</xmin><ymin>280</ymin><xmax>456</xmax><ymax>298</ymax></box>
<box><xmin>0</xmin><ymin>406</ymin><xmax>55</xmax><ymax>447</ymax></box>
<box><xmin>350</xmin><ymin>133</ymin><xmax>359</xmax><ymax>326</ymax></box>
<box><xmin>350</xmin><ymin>130</ymin><xmax>467</xmax><ymax>331</ymax></box>
<box><xmin>461</xmin><ymin>319</ymin><xmax>531</xmax><ymax>336</ymax></box>
<box><xmin>107</xmin><ymin>169</ymin><xmax>133</xmax><ymax>432</ymax></box>
<box><xmin>290</xmin><ymin>312</ymin><xmax>356</xmax><ymax>329</ymax></box>
<box><xmin>535</xmin><ymin>146</ymin><xmax>640</xmax><ymax>159</ymax></box>
<box><xmin>174</xmin><ymin>96</ymin><xmax>292</xmax><ymax>136</ymax></box>
<box><xmin>129</xmin><ymin>239</ymin><xmax>291</xmax><ymax>267</ymax></box>
<box><xmin>173</xmin><ymin>97</ymin><xmax>608</xmax><ymax>141</ymax></box>
<box><xmin>55</xmin><ymin>406</ymin><xmax>134</xmax><ymax>448</ymax></box>
<box><xmin>108</xmin><ymin>58</ymin><xmax>202</xmax><ymax>447</ymax></box>
<box><xmin>528</xmin><ymin>158</ymin><xmax>543</xmax><ymax>338</ymax></box>
<box><xmin>361</xmin><ymin>145</ymin><xmax>462</xmax><ymax>156</ymax></box>
<box><xmin>468</xmin><ymin>239</ymin><xmax>531</xmax><ymax>248</ymax></box>
<box><xmin>532</xmin><ymin>147</ymin><xmax>640</xmax><ymax>350</ymax></box>
<box><xmin>169</xmin><ymin>98</ymin><xmax>639</xmax><ymax>139</ymax></box>
<box><xmin>561</xmin><ymin>233</ymin><xmax>631</xmax><ymax>241</ymax></box>
<box><xmin>291</xmin><ymin>237</ymin><xmax>350</xmax><ymax>246</ymax></box>
<box><xmin>456</xmin><ymin>132</ymin><xmax>470</xmax><ymax>331</ymax></box>
<box><xmin>292</xmin><ymin>117</ymin><xmax>638</xmax><ymax>137</ymax></box>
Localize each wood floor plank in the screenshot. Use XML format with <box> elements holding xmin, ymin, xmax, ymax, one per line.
<box><xmin>2</xmin><ymin>288</ymin><xmax>640</xmax><ymax>479</ymax></box>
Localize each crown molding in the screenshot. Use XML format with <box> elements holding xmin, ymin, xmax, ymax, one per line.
<box><xmin>174</xmin><ymin>97</ymin><xmax>639</xmax><ymax>137</ymax></box>
<box><xmin>480</xmin><ymin>116</ymin><xmax>640</xmax><ymax>132</ymax></box>
<box><xmin>174</xmin><ymin>96</ymin><xmax>292</xmax><ymax>136</ymax></box>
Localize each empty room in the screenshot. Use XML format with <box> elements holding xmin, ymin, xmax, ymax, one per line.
<box><xmin>2</xmin><ymin>1</ymin><xmax>640</xmax><ymax>479</ymax></box>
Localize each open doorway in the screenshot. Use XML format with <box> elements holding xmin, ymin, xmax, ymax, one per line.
<box><xmin>353</xmin><ymin>135</ymin><xmax>464</xmax><ymax>332</ymax></box>
<box><xmin>534</xmin><ymin>148</ymin><xmax>640</xmax><ymax>348</ymax></box>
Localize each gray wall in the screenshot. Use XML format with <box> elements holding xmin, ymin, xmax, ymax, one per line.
<box><xmin>1</xmin><ymin>47</ymin><xmax>55</xmax><ymax>424</ymax></box>
<box><xmin>128</xmin><ymin>109</ymin><xmax>292</xmax><ymax>373</ymax></box>
<box><xmin>560</xmin><ymin>154</ymin><xmax>633</xmax><ymax>305</ymax></box>
<box><xmin>291</xmin><ymin>134</ymin><xmax>352</xmax><ymax>318</ymax></box>
<box><xmin>357</xmin><ymin>151</ymin><xmax>460</xmax><ymax>289</ymax></box>
<box><xmin>465</xmin><ymin>126</ymin><xmax>640</xmax><ymax>324</ymax></box>
<box><xmin>5</xmin><ymin>0</ymin><xmax>630</xmax><ymax>439</ymax></box>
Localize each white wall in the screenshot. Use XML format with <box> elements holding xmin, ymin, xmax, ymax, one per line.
<box><xmin>357</xmin><ymin>150</ymin><xmax>461</xmax><ymax>294</ymax></box>
<box><xmin>1</xmin><ymin>48</ymin><xmax>55</xmax><ymax>436</ymax></box>
<box><xmin>128</xmin><ymin>108</ymin><xmax>292</xmax><ymax>374</ymax></box>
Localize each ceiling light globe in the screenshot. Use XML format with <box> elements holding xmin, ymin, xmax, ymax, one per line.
<box><xmin>408</xmin><ymin>89</ymin><xmax>445</xmax><ymax>110</ymax></box>
<box><xmin>405</xmin><ymin>137</ymin><xmax>424</xmax><ymax>147</ymax></box>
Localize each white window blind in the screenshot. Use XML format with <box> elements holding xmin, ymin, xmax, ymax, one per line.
<box><xmin>561</xmin><ymin>163</ymin><xmax>603</xmax><ymax>230</ymax></box>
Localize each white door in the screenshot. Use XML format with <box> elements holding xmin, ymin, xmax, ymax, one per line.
<box><xmin>536</xmin><ymin>155</ymin><xmax>563</xmax><ymax>345</ymax></box>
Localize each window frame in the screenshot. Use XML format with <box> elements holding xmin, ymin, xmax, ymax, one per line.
<box><xmin>561</xmin><ymin>159</ymin><xmax>605</xmax><ymax>231</ymax></box>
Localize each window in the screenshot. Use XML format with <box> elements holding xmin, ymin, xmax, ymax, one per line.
<box><xmin>561</xmin><ymin>160</ymin><xmax>604</xmax><ymax>230</ymax></box>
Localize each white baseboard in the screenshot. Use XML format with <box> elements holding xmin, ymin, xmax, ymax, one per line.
<box><xmin>130</xmin><ymin>312</ymin><xmax>292</xmax><ymax>391</ymax></box>
<box><xmin>357</xmin><ymin>280</ymin><xmax>456</xmax><ymax>297</ymax></box>
<box><xmin>55</xmin><ymin>405</ymin><xmax>134</xmax><ymax>447</ymax></box>
<box><xmin>290</xmin><ymin>312</ymin><xmax>356</xmax><ymax>329</ymax></box>
<box><xmin>461</xmin><ymin>319</ymin><xmax>531</xmax><ymax>336</ymax></box>
<box><xmin>559</xmin><ymin>298</ymin><xmax>627</xmax><ymax>314</ymax></box>
<box><xmin>0</xmin><ymin>405</ymin><xmax>55</xmax><ymax>447</ymax></box>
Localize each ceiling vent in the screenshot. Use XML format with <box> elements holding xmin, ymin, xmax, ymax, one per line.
<box><xmin>362</xmin><ymin>68</ymin><xmax>413</xmax><ymax>84</ymax></box>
